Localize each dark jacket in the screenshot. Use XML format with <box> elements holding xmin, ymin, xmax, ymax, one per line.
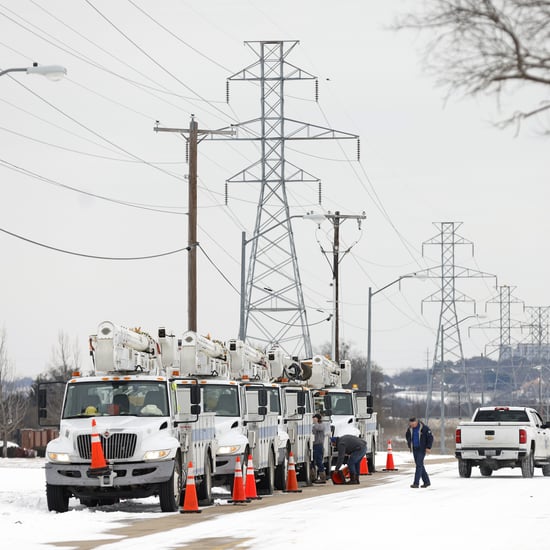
<box><xmin>405</xmin><ymin>422</ymin><xmax>433</xmax><ymax>451</ymax></box>
<box><xmin>334</xmin><ymin>434</ymin><xmax>367</xmax><ymax>470</ymax></box>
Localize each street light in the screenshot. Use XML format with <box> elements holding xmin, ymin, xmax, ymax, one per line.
<box><xmin>239</xmin><ymin>212</ymin><xmax>324</xmax><ymax>343</ymax></box>
<box><xmin>366</xmin><ymin>273</ymin><xmax>426</xmax><ymax>392</ymax></box>
<box><xmin>0</xmin><ymin>63</ymin><xmax>67</xmax><ymax>80</ymax></box>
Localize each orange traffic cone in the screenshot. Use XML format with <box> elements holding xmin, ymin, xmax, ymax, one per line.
<box><xmin>283</xmin><ymin>452</ymin><xmax>302</xmax><ymax>493</ymax></box>
<box><xmin>382</xmin><ymin>439</ymin><xmax>398</xmax><ymax>471</ymax></box>
<box><xmin>180</xmin><ymin>461</ymin><xmax>201</xmax><ymax>514</ymax></box>
<box><xmin>228</xmin><ymin>456</ymin><xmax>250</xmax><ymax>504</ymax></box>
<box><xmin>244</xmin><ymin>454</ymin><xmax>262</xmax><ymax>500</ymax></box>
<box><xmin>88</xmin><ymin>418</ymin><xmax>109</xmax><ymax>476</ymax></box>
<box><xmin>359</xmin><ymin>455</ymin><xmax>372</xmax><ymax>476</ymax></box>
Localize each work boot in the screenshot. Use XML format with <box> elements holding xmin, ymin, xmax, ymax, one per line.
<box><xmin>349</xmin><ymin>473</ymin><xmax>360</xmax><ymax>485</ymax></box>
<box><xmin>313</xmin><ymin>471</ymin><xmax>327</xmax><ymax>484</ymax></box>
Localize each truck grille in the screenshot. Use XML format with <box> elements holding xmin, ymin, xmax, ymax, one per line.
<box><xmin>77</xmin><ymin>433</ymin><xmax>137</xmax><ymax>460</ymax></box>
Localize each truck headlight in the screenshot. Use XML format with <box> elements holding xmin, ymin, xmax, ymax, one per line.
<box><xmin>217</xmin><ymin>445</ymin><xmax>242</xmax><ymax>455</ymax></box>
<box><xmin>143</xmin><ymin>449</ymin><xmax>171</xmax><ymax>461</ymax></box>
<box><xmin>48</xmin><ymin>452</ymin><xmax>71</xmax><ymax>463</ymax></box>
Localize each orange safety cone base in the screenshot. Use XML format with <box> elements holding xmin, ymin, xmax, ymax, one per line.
<box><xmin>180</xmin><ymin>462</ymin><xmax>201</xmax><ymax>513</ymax></box>
<box><xmin>282</xmin><ymin>488</ymin><xmax>303</xmax><ymax>493</ymax></box>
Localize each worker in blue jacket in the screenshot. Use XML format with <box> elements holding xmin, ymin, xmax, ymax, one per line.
<box><xmin>405</xmin><ymin>416</ymin><xmax>434</xmax><ymax>488</ymax></box>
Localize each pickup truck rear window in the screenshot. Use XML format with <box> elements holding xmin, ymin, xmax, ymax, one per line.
<box><xmin>474</xmin><ymin>410</ymin><xmax>529</xmax><ymax>422</ymax></box>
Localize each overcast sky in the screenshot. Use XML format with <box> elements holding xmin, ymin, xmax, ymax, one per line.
<box><xmin>1</xmin><ymin>0</ymin><xmax>548</xmax><ymax>379</ymax></box>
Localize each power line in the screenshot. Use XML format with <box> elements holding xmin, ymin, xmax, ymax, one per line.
<box><xmin>0</xmin><ymin>225</ymin><xmax>189</xmax><ymax>260</ymax></box>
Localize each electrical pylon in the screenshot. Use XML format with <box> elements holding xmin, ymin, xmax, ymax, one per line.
<box><xmin>523</xmin><ymin>306</ymin><xmax>550</xmax><ymax>362</ymax></box>
<box><xmin>470</xmin><ymin>285</ymin><xmax>524</xmax><ymax>402</ymax></box>
<box><xmin>209</xmin><ymin>41</ymin><xmax>359</xmax><ymax>357</ymax></box>
<box><xmin>414</xmin><ymin>222</ymin><xmax>496</xmax><ymax>421</ymax></box>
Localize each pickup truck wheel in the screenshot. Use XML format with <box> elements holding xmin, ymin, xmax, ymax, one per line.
<box><xmin>542</xmin><ymin>464</ymin><xmax>550</xmax><ymax>477</ymax></box>
<box><xmin>479</xmin><ymin>464</ymin><xmax>493</xmax><ymax>477</ymax></box>
<box><xmin>46</xmin><ymin>483</ymin><xmax>69</xmax><ymax>513</ymax></box>
<box><xmin>458</xmin><ymin>459</ymin><xmax>472</xmax><ymax>478</ymax></box>
<box><xmin>521</xmin><ymin>452</ymin><xmax>535</xmax><ymax>478</ymax></box>
<box><xmin>197</xmin><ymin>455</ymin><xmax>213</xmax><ymax>506</ymax></box>
<box><xmin>159</xmin><ymin>458</ymin><xmax>182</xmax><ymax>512</ymax></box>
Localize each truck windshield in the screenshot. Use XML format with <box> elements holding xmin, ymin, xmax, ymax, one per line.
<box><xmin>202</xmin><ymin>385</ymin><xmax>240</xmax><ymax>417</ymax></box>
<box><xmin>474</xmin><ymin>409</ymin><xmax>530</xmax><ymax>422</ymax></box>
<box><xmin>63</xmin><ymin>380</ymin><xmax>169</xmax><ymax>418</ymax></box>
<box><xmin>329</xmin><ymin>393</ymin><xmax>353</xmax><ymax>415</ymax></box>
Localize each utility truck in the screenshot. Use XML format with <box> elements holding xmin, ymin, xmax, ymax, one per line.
<box><xmin>41</xmin><ymin>321</ymin><xmax>218</xmax><ymax>513</ymax></box>
<box><xmin>309</xmin><ymin>355</ymin><xmax>377</xmax><ymax>471</ymax></box>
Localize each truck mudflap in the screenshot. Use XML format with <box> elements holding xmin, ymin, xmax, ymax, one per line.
<box><xmin>45</xmin><ymin>459</ymin><xmax>175</xmax><ymax>487</ymax></box>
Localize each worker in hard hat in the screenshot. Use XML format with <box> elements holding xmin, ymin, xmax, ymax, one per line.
<box><xmin>331</xmin><ymin>434</ymin><xmax>366</xmax><ymax>485</ymax></box>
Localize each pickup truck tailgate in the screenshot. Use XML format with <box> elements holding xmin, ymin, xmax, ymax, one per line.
<box><xmin>459</xmin><ymin>422</ymin><xmax>527</xmax><ymax>448</ymax></box>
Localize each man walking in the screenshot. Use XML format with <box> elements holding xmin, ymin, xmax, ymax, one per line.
<box><xmin>405</xmin><ymin>416</ymin><xmax>433</xmax><ymax>488</ymax></box>
<box><xmin>332</xmin><ymin>434</ymin><xmax>367</xmax><ymax>485</ymax></box>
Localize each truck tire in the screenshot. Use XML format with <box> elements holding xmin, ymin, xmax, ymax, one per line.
<box><xmin>458</xmin><ymin>459</ymin><xmax>472</xmax><ymax>478</ymax></box>
<box><xmin>275</xmin><ymin>446</ymin><xmax>289</xmax><ymax>490</ymax></box>
<box><xmin>542</xmin><ymin>464</ymin><xmax>550</xmax><ymax>477</ymax></box>
<box><xmin>479</xmin><ymin>464</ymin><xmax>493</xmax><ymax>477</ymax></box>
<box><xmin>258</xmin><ymin>449</ymin><xmax>275</xmax><ymax>495</ymax></box>
<box><xmin>521</xmin><ymin>452</ymin><xmax>535</xmax><ymax>478</ymax></box>
<box><xmin>297</xmin><ymin>446</ymin><xmax>312</xmax><ymax>486</ymax></box>
<box><xmin>46</xmin><ymin>483</ymin><xmax>69</xmax><ymax>513</ymax></box>
<box><xmin>197</xmin><ymin>455</ymin><xmax>213</xmax><ymax>506</ymax></box>
<box><xmin>367</xmin><ymin>438</ymin><xmax>376</xmax><ymax>473</ymax></box>
<box><xmin>159</xmin><ymin>458</ymin><xmax>182</xmax><ymax>512</ymax></box>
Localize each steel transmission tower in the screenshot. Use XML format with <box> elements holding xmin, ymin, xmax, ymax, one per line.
<box><xmin>212</xmin><ymin>41</ymin><xmax>358</xmax><ymax>357</ymax></box>
<box><xmin>523</xmin><ymin>306</ymin><xmax>550</xmax><ymax>362</ymax></box>
<box><xmin>470</xmin><ymin>285</ymin><xmax>524</xmax><ymax>401</ymax></box>
<box><xmin>417</xmin><ymin>222</ymin><xmax>495</xmax><ymax>421</ymax></box>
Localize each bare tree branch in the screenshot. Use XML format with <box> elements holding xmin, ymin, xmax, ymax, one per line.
<box><xmin>395</xmin><ymin>0</ymin><xmax>550</xmax><ymax>130</ymax></box>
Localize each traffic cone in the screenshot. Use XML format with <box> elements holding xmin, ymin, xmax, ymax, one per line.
<box><xmin>244</xmin><ymin>454</ymin><xmax>262</xmax><ymax>500</ymax></box>
<box><xmin>283</xmin><ymin>452</ymin><xmax>302</xmax><ymax>493</ymax></box>
<box><xmin>382</xmin><ymin>439</ymin><xmax>398</xmax><ymax>471</ymax></box>
<box><xmin>228</xmin><ymin>456</ymin><xmax>250</xmax><ymax>504</ymax></box>
<box><xmin>180</xmin><ymin>461</ymin><xmax>201</xmax><ymax>514</ymax></box>
<box><xmin>360</xmin><ymin>455</ymin><xmax>372</xmax><ymax>475</ymax></box>
<box><xmin>88</xmin><ymin>418</ymin><xmax>109</xmax><ymax>476</ymax></box>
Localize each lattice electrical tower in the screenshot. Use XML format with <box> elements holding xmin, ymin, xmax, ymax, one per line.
<box><xmin>415</xmin><ymin>222</ymin><xmax>496</xmax><ymax>420</ymax></box>
<box><xmin>211</xmin><ymin>41</ymin><xmax>358</xmax><ymax>357</ymax></box>
<box><xmin>522</xmin><ymin>306</ymin><xmax>550</xmax><ymax>363</ymax></box>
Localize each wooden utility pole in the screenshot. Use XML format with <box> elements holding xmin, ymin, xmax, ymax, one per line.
<box><xmin>154</xmin><ymin>116</ymin><xmax>233</xmax><ymax>332</ymax></box>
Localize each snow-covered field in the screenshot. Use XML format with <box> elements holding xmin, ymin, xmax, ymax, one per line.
<box><xmin>2</xmin><ymin>453</ymin><xmax>549</xmax><ymax>549</ymax></box>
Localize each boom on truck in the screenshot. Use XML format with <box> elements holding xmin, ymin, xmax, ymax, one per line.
<box><xmin>40</xmin><ymin>321</ymin><xmax>216</xmax><ymax>513</ymax></box>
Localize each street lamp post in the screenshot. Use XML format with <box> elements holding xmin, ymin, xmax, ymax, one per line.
<box><xmin>0</xmin><ymin>63</ymin><xmax>67</xmax><ymax>80</ymax></box>
<box><xmin>367</xmin><ymin>273</ymin><xmax>423</xmax><ymax>392</ymax></box>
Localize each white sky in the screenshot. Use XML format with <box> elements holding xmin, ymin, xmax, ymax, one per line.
<box><xmin>1</xmin><ymin>0</ymin><xmax>549</xmax><ymax>379</ymax></box>
<box><xmin>2</xmin><ymin>455</ymin><xmax>550</xmax><ymax>549</ymax></box>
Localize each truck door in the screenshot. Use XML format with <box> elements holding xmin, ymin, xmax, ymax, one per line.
<box><xmin>533</xmin><ymin>410</ymin><xmax>550</xmax><ymax>459</ymax></box>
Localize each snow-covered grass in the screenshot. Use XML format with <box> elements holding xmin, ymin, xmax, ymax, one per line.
<box><xmin>1</xmin><ymin>453</ymin><xmax>549</xmax><ymax>549</ymax></box>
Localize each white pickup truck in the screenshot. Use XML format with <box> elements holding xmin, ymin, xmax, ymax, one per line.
<box><xmin>455</xmin><ymin>406</ymin><xmax>550</xmax><ymax>478</ymax></box>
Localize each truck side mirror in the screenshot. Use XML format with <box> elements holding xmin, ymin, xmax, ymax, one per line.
<box><xmin>297</xmin><ymin>406</ymin><xmax>305</xmax><ymax>415</ymax></box>
<box><xmin>324</xmin><ymin>395</ymin><xmax>332</xmax><ymax>414</ymax></box>
<box><xmin>367</xmin><ymin>393</ymin><xmax>374</xmax><ymax>415</ymax></box>
<box><xmin>258</xmin><ymin>389</ymin><xmax>268</xmax><ymax>408</ymax></box>
<box><xmin>190</xmin><ymin>404</ymin><xmax>201</xmax><ymax>416</ymax></box>
<box><xmin>258</xmin><ymin>406</ymin><xmax>267</xmax><ymax>416</ymax></box>
<box><xmin>190</xmin><ymin>384</ymin><xmax>201</xmax><ymax>405</ymax></box>
<box><xmin>297</xmin><ymin>391</ymin><xmax>306</xmax><ymax>407</ymax></box>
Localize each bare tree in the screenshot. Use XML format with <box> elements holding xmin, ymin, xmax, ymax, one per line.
<box><xmin>397</xmin><ymin>0</ymin><xmax>550</xmax><ymax>130</ymax></box>
<box><xmin>0</xmin><ymin>329</ymin><xmax>29</xmax><ymax>457</ymax></box>
<box><xmin>44</xmin><ymin>331</ymin><xmax>82</xmax><ymax>381</ymax></box>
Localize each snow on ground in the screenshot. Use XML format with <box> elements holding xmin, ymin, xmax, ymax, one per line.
<box><xmin>2</xmin><ymin>453</ymin><xmax>549</xmax><ymax>549</ymax></box>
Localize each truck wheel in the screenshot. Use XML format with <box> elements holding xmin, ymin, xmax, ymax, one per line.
<box><xmin>275</xmin><ymin>447</ymin><xmax>289</xmax><ymax>490</ymax></box>
<box><xmin>258</xmin><ymin>449</ymin><xmax>275</xmax><ymax>495</ymax></box>
<box><xmin>542</xmin><ymin>464</ymin><xmax>550</xmax><ymax>477</ymax></box>
<box><xmin>479</xmin><ymin>464</ymin><xmax>493</xmax><ymax>477</ymax></box>
<box><xmin>159</xmin><ymin>458</ymin><xmax>182</xmax><ymax>512</ymax></box>
<box><xmin>521</xmin><ymin>452</ymin><xmax>535</xmax><ymax>478</ymax></box>
<box><xmin>298</xmin><ymin>446</ymin><xmax>312</xmax><ymax>486</ymax></box>
<box><xmin>197</xmin><ymin>455</ymin><xmax>213</xmax><ymax>506</ymax></box>
<box><xmin>367</xmin><ymin>438</ymin><xmax>376</xmax><ymax>473</ymax></box>
<box><xmin>79</xmin><ymin>498</ymin><xmax>99</xmax><ymax>508</ymax></box>
<box><xmin>46</xmin><ymin>483</ymin><xmax>69</xmax><ymax>513</ymax></box>
<box><xmin>458</xmin><ymin>459</ymin><xmax>472</xmax><ymax>478</ymax></box>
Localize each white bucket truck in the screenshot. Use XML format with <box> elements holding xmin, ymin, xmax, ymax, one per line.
<box><xmin>41</xmin><ymin>321</ymin><xmax>216</xmax><ymax>512</ymax></box>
